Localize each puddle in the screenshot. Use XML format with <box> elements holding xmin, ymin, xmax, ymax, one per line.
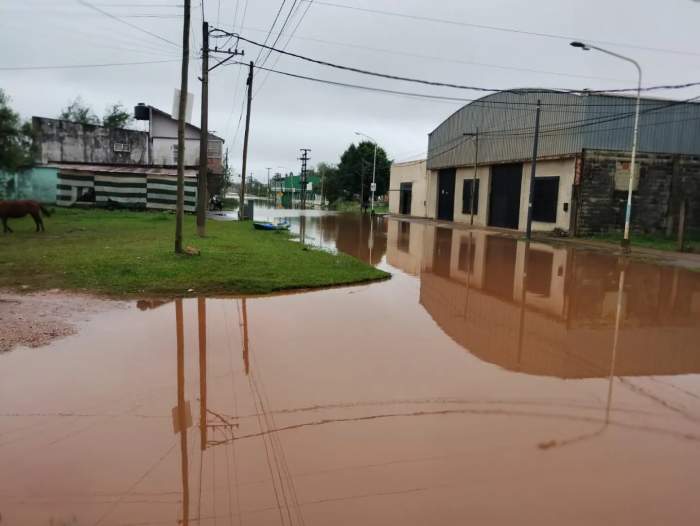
<box><xmin>2</xmin><ymin>211</ymin><xmax>700</xmax><ymax>525</ymax></box>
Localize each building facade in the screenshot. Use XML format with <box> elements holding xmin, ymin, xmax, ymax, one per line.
<box><xmin>390</xmin><ymin>89</ymin><xmax>700</xmax><ymax>235</ymax></box>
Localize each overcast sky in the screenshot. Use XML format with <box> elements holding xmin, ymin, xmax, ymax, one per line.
<box><xmin>1</xmin><ymin>0</ymin><xmax>699</xmax><ymax>181</ymax></box>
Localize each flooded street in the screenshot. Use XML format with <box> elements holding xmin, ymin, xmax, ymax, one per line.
<box><xmin>2</xmin><ymin>210</ymin><xmax>700</xmax><ymax>525</ymax></box>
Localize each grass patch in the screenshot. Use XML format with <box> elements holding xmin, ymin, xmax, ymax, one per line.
<box><xmin>585</xmin><ymin>230</ymin><xmax>700</xmax><ymax>253</ymax></box>
<box><xmin>0</xmin><ymin>208</ymin><xmax>389</xmax><ymax>296</ymax></box>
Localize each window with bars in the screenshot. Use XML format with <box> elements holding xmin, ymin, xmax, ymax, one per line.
<box><xmin>461</xmin><ymin>179</ymin><xmax>479</xmax><ymax>214</ymax></box>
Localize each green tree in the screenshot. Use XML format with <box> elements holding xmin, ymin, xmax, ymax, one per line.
<box><xmin>336</xmin><ymin>141</ymin><xmax>391</xmax><ymax>206</ymax></box>
<box><xmin>0</xmin><ymin>89</ymin><xmax>33</xmax><ymax>172</ymax></box>
<box><xmin>102</xmin><ymin>102</ymin><xmax>133</xmax><ymax>128</ymax></box>
<box><xmin>59</xmin><ymin>97</ymin><xmax>99</xmax><ymax>125</ymax></box>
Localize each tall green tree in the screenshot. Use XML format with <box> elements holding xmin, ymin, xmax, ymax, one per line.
<box><xmin>0</xmin><ymin>89</ymin><xmax>33</xmax><ymax>172</ymax></box>
<box><xmin>336</xmin><ymin>141</ymin><xmax>391</xmax><ymax>205</ymax></box>
<box><xmin>59</xmin><ymin>97</ymin><xmax>99</xmax><ymax>125</ymax></box>
<box><xmin>102</xmin><ymin>103</ymin><xmax>133</xmax><ymax>128</ymax></box>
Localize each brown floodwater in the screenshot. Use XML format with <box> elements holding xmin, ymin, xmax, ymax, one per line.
<box><xmin>2</xmin><ymin>212</ymin><xmax>700</xmax><ymax>525</ymax></box>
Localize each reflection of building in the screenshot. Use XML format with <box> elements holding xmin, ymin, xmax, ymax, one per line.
<box><xmin>387</xmin><ymin>219</ymin><xmax>700</xmax><ymax>378</ymax></box>
<box><xmin>390</xmin><ymin>89</ymin><xmax>700</xmax><ymax>235</ymax></box>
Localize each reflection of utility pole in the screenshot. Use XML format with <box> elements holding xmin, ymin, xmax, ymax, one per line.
<box><xmin>516</xmin><ymin>241</ymin><xmax>530</xmax><ymax>370</ymax></box>
<box><xmin>175</xmin><ymin>299</ymin><xmax>190</xmax><ymax>525</ymax></box>
<box><xmin>197</xmin><ymin>297</ymin><xmax>207</xmax><ymax>451</ymax></box>
<box><xmin>241</xmin><ymin>298</ymin><xmax>249</xmax><ymax>376</ymax></box>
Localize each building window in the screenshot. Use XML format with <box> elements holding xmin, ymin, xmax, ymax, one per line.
<box><xmin>461</xmin><ymin>179</ymin><xmax>479</xmax><ymax>214</ymax></box>
<box><xmin>532</xmin><ymin>177</ymin><xmax>559</xmax><ymax>223</ymax></box>
<box><xmin>207</xmin><ymin>141</ymin><xmax>222</xmax><ymax>159</ymax></box>
<box><xmin>457</xmin><ymin>237</ymin><xmax>476</xmax><ymax>273</ymax></box>
<box><xmin>399</xmin><ymin>182</ymin><xmax>412</xmax><ymax>214</ymax></box>
<box><xmin>113</xmin><ymin>142</ymin><xmax>130</xmax><ymax>152</ymax></box>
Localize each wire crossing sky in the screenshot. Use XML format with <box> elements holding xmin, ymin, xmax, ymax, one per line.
<box><xmin>1</xmin><ymin>0</ymin><xmax>700</xmax><ymax>174</ymax></box>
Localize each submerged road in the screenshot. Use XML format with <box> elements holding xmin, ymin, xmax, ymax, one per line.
<box><xmin>2</xmin><ymin>207</ymin><xmax>700</xmax><ymax>525</ymax></box>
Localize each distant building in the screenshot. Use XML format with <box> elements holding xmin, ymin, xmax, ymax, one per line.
<box><xmin>390</xmin><ymin>89</ymin><xmax>700</xmax><ymax>236</ymax></box>
<box><xmin>134</xmin><ymin>103</ymin><xmax>224</xmax><ymax>173</ymax></box>
<box><xmin>21</xmin><ymin>102</ymin><xmax>224</xmax><ymax>210</ymax></box>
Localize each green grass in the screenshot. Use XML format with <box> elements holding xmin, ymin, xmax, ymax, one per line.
<box><xmin>585</xmin><ymin>229</ymin><xmax>700</xmax><ymax>253</ymax></box>
<box><xmin>0</xmin><ymin>208</ymin><xmax>389</xmax><ymax>296</ymax></box>
<box><xmin>332</xmin><ymin>200</ymin><xmax>389</xmax><ymax>213</ymax></box>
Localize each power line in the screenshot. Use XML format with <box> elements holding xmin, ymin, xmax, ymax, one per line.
<box><xmin>0</xmin><ymin>58</ymin><xmax>182</xmax><ymax>71</ymax></box>
<box><xmin>76</xmin><ymin>0</ymin><xmax>180</xmax><ymax>48</ymax></box>
<box><xmin>223</xmin><ymin>61</ymin><xmax>700</xmax><ymax>110</ymax></box>
<box><xmin>304</xmin><ymin>0</ymin><xmax>700</xmax><ymax>59</ymax></box>
<box><xmin>258</xmin><ymin>0</ymin><xmax>300</xmax><ymax>68</ymax></box>
<box><xmin>254</xmin><ymin>0</ymin><xmax>289</xmax><ymax>64</ymax></box>
<box><xmin>222</xmin><ymin>33</ymin><xmax>700</xmax><ymax>95</ymax></box>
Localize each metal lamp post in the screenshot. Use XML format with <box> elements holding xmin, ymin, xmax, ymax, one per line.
<box><xmin>355</xmin><ymin>131</ymin><xmax>378</xmax><ymax>213</ymax></box>
<box><xmin>570</xmin><ymin>41</ymin><xmax>642</xmax><ymax>249</ymax></box>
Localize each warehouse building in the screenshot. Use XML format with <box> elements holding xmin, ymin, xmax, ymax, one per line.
<box><xmin>390</xmin><ymin>89</ymin><xmax>700</xmax><ymax>235</ymax></box>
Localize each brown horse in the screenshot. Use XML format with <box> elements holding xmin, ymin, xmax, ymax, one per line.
<box><xmin>0</xmin><ymin>200</ymin><xmax>52</xmax><ymax>233</ymax></box>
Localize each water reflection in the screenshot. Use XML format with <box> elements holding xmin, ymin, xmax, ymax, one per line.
<box><xmin>386</xmin><ymin>219</ymin><xmax>700</xmax><ymax>378</ymax></box>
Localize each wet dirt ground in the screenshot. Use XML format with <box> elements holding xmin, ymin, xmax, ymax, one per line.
<box><xmin>2</xmin><ymin>210</ymin><xmax>700</xmax><ymax>525</ymax></box>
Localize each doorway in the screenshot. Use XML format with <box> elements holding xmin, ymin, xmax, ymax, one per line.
<box><xmin>489</xmin><ymin>163</ymin><xmax>523</xmax><ymax>229</ymax></box>
<box><xmin>437</xmin><ymin>168</ymin><xmax>456</xmax><ymax>221</ymax></box>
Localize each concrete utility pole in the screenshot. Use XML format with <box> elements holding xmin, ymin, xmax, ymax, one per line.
<box><xmin>463</xmin><ymin>128</ymin><xmax>479</xmax><ymax>225</ymax></box>
<box><xmin>299</xmin><ymin>148</ymin><xmax>311</xmax><ymax>210</ymax></box>
<box><xmin>197</xmin><ymin>20</ymin><xmax>209</xmax><ymax>237</ymax></box>
<box><xmin>525</xmin><ymin>100</ymin><xmax>542</xmax><ymax>240</ymax></box>
<box><xmin>175</xmin><ymin>0</ymin><xmax>191</xmax><ymax>254</ymax></box>
<box><xmin>239</xmin><ymin>61</ymin><xmax>254</xmax><ymax>220</ymax></box>
<box><xmin>570</xmin><ymin>41</ymin><xmax>642</xmax><ymax>250</ymax></box>
<box><xmin>355</xmin><ymin>132</ymin><xmax>378</xmax><ymax>213</ymax></box>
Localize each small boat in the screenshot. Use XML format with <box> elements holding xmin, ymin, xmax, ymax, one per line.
<box><xmin>253</xmin><ymin>220</ymin><xmax>290</xmax><ymax>231</ymax></box>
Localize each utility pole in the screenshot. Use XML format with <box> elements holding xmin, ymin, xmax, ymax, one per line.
<box><xmin>299</xmin><ymin>148</ymin><xmax>311</xmax><ymax>210</ymax></box>
<box><xmin>239</xmin><ymin>61</ymin><xmax>253</xmax><ymax>220</ymax></box>
<box><xmin>470</xmin><ymin>128</ymin><xmax>479</xmax><ymax>225</ymax></box>
<box><xmin>197</xmin><ymin>20</ymin><xmax>209</xmax><ymax>237</ymax></box>
<box><xmin>175</xmin><ymin>0</ymin><xmax>190</xmax><ymax>254</ymax></box>
<box><xmin>266</xmin><ymin>167</ymin><xmax>271</xmax><ymax>202</ymax></box>
<box><xmin>525</xmin><ymin>100</ymin><xmax>542</xmax><ymax>240</ymax></box>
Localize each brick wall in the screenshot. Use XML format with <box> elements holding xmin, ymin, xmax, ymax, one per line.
<box><xmin>576</xmin><ymin>150</ymin><xmax>700</xmax><ymax>235</ymax></box>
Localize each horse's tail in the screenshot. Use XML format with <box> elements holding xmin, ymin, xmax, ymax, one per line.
<box><xmin>39</xmin><ymin>204</ymin><xmax>52</xmax><ymax>217</ymax></box>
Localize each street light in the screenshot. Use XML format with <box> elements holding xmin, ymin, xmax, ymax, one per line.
<box><xmin>570</xmin><ymin>41</ymin><xmax>642</xmax><ymax>249</ymax></box>
<box><xmin>354</xmin><ymin>131</ymin><xmax>378</xmax><ymax>214</ymax></box>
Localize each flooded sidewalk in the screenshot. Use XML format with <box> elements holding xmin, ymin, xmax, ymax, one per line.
<box><xmin>2</xmin><ymin>212</ymin><xmax>700</xmax><ymax>525</ymax></box>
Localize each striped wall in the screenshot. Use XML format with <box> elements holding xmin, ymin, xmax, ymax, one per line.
<box><xmin>147</xmin><ymin>176</ymin><xmax>197</xmax><ymax>213</ymax></box>
<box><xmin>57</xmin><ymin>170</ymin><xmax>197</xmax><ymax>212</ymax></box>
<box><xmin>57</xmin><ymin>173</ymin><xmax>94</xmax><ymax>205</ymax></box>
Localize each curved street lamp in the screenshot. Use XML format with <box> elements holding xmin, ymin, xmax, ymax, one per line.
<box><xmin>570</xmin><ymin>41</ymin><xmax>642</xmax><ymax>249</ymax></box>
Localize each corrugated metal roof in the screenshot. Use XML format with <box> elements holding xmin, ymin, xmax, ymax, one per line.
<box><xmin>47</xmin><ymin>163</ymin><xmax>198</xmax><ymax>177</ymax></box>
<box><xmin>427</xmin><ymin>89</ymin><xmax>700</xmax><ymax>170</ymax></box>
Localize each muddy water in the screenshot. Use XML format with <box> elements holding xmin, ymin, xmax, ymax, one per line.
<box><xmin>2</xmin><ymin>213</ymin><xmax>700</xmax><ymax>525</ymax></box>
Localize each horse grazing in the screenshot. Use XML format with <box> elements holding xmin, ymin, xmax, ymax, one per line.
<box><xmin>0</xmin><ymin>200</ymin><xmax>52</xmax><ymax>233</ymax></box>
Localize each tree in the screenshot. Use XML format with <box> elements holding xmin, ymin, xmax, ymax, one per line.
<box><xmin>102</xmin><ymin>103</ymin><xmax>133</xmax><ymax>128</ymax></box>
<box><xmin>335</xmin><ymin>141</ymin><xmax>391</xmax><ymax>206</ymax></box>
<box><xmin>0</xmin><ymin>89</ymin><xmax>33</xmax><ymax>173</ymax></box>
<box><xmin>59</xmin><ymin>97</ymin><xmax>99</xmax><ymax>125</ymax></box>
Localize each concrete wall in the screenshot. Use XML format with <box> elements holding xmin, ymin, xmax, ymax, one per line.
<box><xmin>388</xmin><ymin>160</ymin><xmax>429</xmax><ymax>217</ymax></box>
<box><xmin>577</xmin><ymin>150</ymin><xmax>700</xmax><ymax>235</ymax></box>
<box><xmin>0</xmin><ymin>166</ymin><xmax>58</xmax><ymax>202</ymax></box>
<box><xmin>150</xmin><ymin>110</ymin><xmax>223</xmax><ymax>171</ymax></box>
<box><xmin>33</xmin><ymin>117</ymin><xmax>148</xmax><ymax>165</ymax></box>
<box><xmin>518</xmin><ymin>157</ymin><xmax>576</xmax><ymax>232</ymax></box>
<box><xmin>453</xmin><ymin>166</ymin><xmax>490</xmax><ymax>226</ymax></box>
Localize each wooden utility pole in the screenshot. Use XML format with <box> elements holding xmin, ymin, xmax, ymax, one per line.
<box><xmin>175</xmin><ymin>0</ymin><xmax>191</xmax><ymax>253</ymax></box>
<box><xmin>197</xmin><ymin>21</ymin><xmax>209</xmax><ymax>237</ymax></box>
<box><xmin>525</xmin><ymin>100</ymin><xmax>542</xmax><ymax>240</ymax></box>
<box><xmin>175</xmin><ymin>299</ymin><xmax>190</xmax><ymax>524</ymax></box>
<box><xmin>677</xmin><ymin>199</ymin><xmax>688</xmax><ymax>252</ymax></box>
<box><xmin>197</xmin><ymin>297</ymin><xmax>207</xmax><ymax>450</ymax></box>
<box><xmin>239</xmin><ymin>61</ymin><xmax>253</xmax><ymax>220</ymax></box>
